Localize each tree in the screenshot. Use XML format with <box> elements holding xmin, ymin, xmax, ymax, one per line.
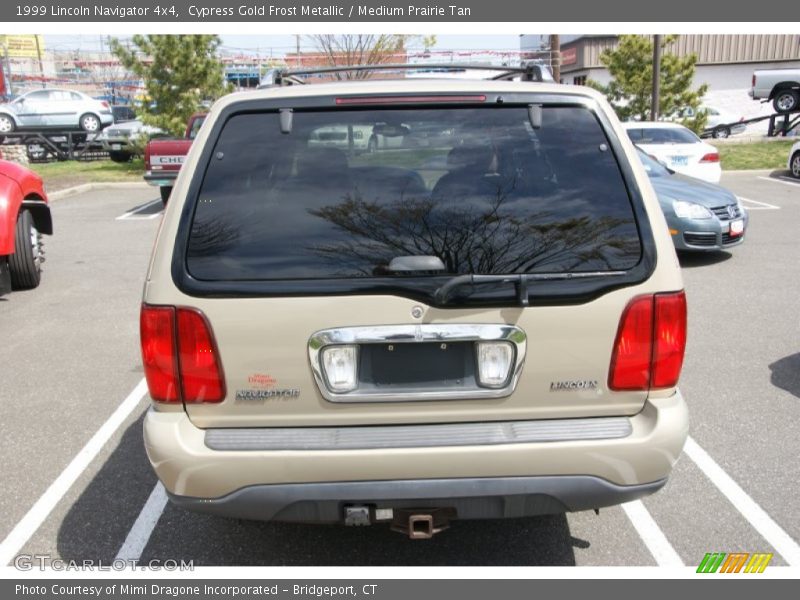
<box><xmin>110</xmin><ymin>35</ymin><xmax>230</xmax><ymax>136</ymax></box>
<box><xmin>589</xmin><ymin>35</ymin><xmax>708</xmax><ymax>132</ymax></box>
<box><xmin>304</xmin><ymin>35</ymin><xmax>437</xmax><ymax>79</ymax></box>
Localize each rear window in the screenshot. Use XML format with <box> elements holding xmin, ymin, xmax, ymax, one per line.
<box><xmin>186</xmin><ymin>105</ymin><xmax>643</xmax><ymax>282</ymax></box>
<box><xmin>626</xmin><ymin>127</ymin><xmax>700</xmax><ymax>144</ymax></box>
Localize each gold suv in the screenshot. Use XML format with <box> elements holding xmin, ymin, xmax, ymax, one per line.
<box><xmin>140</xmin><ymin>65</ymin><xmax>688</xmax><ymax>538</ymax></box>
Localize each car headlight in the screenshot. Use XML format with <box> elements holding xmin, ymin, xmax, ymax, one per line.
<box><xmin>672</xmin><ymin>200</ymin><xmax>713</xmax><ymax>220</ymax></box>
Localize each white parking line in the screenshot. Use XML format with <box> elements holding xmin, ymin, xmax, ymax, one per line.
<box><xmin>116</xmin><ymin>200</ymin><xmax>163</xmax><ymax>221</ymax></box>
<box><xmin>757</xmin><ymin>176</ymin><xmax>800</xmax><ymax>189</ymax></box>
<box><xmin>621</xmin><ymin>500</ymin><xmax>684</xmax><ymax>566</ymax></box>
<box><xmin>684</xmin><ymin>436</ymin><xmax>800</xmax><ymax>566</ymax></box>
<box><xmin>737</xmin><ymin>196</ymin><xmax>780</xmax><ymax>210</ymax></box>
<box><xmin>0</xmin><ymin>378</ymin><xmax>149</xmax><ymax>567</ymax></box>
<box><xmin>115</xmin><ymin>483</ymin><xmax>168</xmax><ymax>562</ymax></box>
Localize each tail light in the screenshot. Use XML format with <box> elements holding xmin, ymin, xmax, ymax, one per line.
<box><xmin>752</xmin><ymin>74</ymin><xmax>756</xmax><ymax>88</ymax></box>
<box><xmin>101</xmin><ymin>101</ymin><xmax>110</xmax><ymax>109</ymax></box>
<box><xmin>144</xmin><ymin>143</ymin><xmax>151</xmax><ymax>171</ymax></box>
<box><xmin>700</xmin><ymin>152</ymin><xmax>720</xmax><ymax>163</ymax></box>
<box><xmin>140</xmin><ymin>306</ymin><xmax>179</xmax><ymax>402</ymax></box>
<box><xmin>140</xmin><ymin>305</ymin><xmax>225</xmax><ymax>403</ymax></box>
<box><xmin>609</xmin><ymin>292</ymin><xmax>687</xmax><ymax>391</ymax></box>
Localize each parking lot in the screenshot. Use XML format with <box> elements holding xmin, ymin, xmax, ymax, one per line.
<box><xmin>1</xmin><ymin>170</ymin><xmax>799</xmax><ymax>567</ymax></box>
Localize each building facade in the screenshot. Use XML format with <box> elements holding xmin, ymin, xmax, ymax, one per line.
<box><xmin>521</xmin><ymin>34</ymin><xmax>800</xmax><ymax>127</ymax></box>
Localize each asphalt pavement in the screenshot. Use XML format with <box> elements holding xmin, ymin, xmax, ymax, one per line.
<box><xmin>0</xmin><ymin>171</ymin><xmax>798</xmax><ymax>567</ymax></box>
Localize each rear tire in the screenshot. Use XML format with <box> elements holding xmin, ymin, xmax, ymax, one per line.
<box><xmin>773</xmin><ymin>90</ymin><xmax>799</xmax><ymax>114</ymax></box>
<box><xmin>712</xmin><ymin>126</ymin><xmax>730</xmax><ymax>139</ymax></box>
<box><xmin>8</xmin><ymin>210</ymin><xmax>42</xmax><ymax>290</ymax></box>
<box><xmin>79</xmin><ymin>113</ymin><xmax>101</xmax><ymax>133</ymax></box>
<box><xmin>791</xmin><ymin>152</ymin><xmax>800</xmax><ymax>179</ymax></box>
<box><xmin>160</xmin><ymin>186</ymin><xmax>172</xmax><ymax>205</ymax></box>
<box><xmin>108</xmin><ymin>151</ymin><xmax>130</xmax><ymax>163</ymax></box>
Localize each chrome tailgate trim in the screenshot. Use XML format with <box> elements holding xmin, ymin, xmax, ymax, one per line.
<box><xmin>204</xmin><ymin>417</ymin><xmax>632</xmax><ymax>451</ymax></box>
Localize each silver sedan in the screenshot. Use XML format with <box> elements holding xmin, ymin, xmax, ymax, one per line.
<box><xmin>0</xmin><ymin>88</ymin><xmax>114</xmax><ymax>134</ymax></box>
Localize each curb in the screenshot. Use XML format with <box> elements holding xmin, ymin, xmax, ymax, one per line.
<box><xmin>722</xmin><ymin>168</ymin><xmax>791</xmax><ymax>175</ymax></box>
<box><xmin>49</xmin><ymin>181</ymin><xmax>149</xmax><ymax>200</ymax></box>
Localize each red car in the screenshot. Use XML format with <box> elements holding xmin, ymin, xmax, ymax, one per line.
<box><xmin>0</xmin><ymin>159</ymin><xmax>52</xmax><ymax>296</ymax></box>
<box><xmin>144</xmin><ymin>112</ymin><xmax>207</xmax><ymax>204</ymax></box>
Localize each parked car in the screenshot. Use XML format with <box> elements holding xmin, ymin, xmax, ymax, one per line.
<box><xmin>139</xmin><ymin>71</ymin><xmax>689</xmax><ymax>537</ymax></box>
<box><xmin>0</xmin><ymin>88</ymin><xmax>114</xmax><ymax>134</ymax></box>
<box><xmin>143</xmin><ymin>113</ymin><xmax>206</xmax><ymax>203</ymax></box>
<box><xmin>0</xmin><ymin>159</ymin><xmax>52</xmax><ymax>295</ymax></box>
<box><xmin>623</xmin><ymin>122</ymin><xmax>722</xmax><ymax>183</ymax></box>
<box><xmin>789</xmin><ymin>141</ymin><xmax>800</xmax><ymax>179</ymax></box>
<box><xmin>750</xmin><ymin>68</ymin><xmax>800</xmax><ymax>113</ymax></box>
<box><xmin>99</xmin><ymin>119</ymin><xmax>164</xmax><ymax>163</ymax></box>
<box><xmin>637</xmin><ymin>148</ymin><xmax>747</xmax><ymax>251</ymax></box>
<box><xmin>668</xmin><ymin>106</ymin><xmax>746</xmax><ymax>139</ymax></box>
<box><xmin>699</xmin><ymin>106</ymin><xmax>746</xmax><ymax>139</ymax></box>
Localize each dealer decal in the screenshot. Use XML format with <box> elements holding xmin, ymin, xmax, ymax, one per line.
<box><xmin>236</xmin><ymin>373</ymin><xmax>299</xmax><ymax>401</ymax></box>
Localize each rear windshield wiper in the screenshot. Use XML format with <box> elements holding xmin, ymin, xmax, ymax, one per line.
<box><xmin>434</xmin><ymin>272</ymin><xmax>627</xmax><ymax>307</ymax></box>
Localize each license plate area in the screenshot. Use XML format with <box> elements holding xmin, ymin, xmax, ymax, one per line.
<box><xmin>359</xmin><ymin>342</ymin><xmax>476</xmax><ymax>390</ymax></box>
<box><xmin>308</xmin><ymin>324</ymin><xmax>527</xmax><ymax>403</ymax></box>
<box><xmin>729</xmin><ymin>219</ymin><xmax>744</xmax><ymax>236</ymax></box>
<box><xmin>670</xmin><ymin>155</ymin><xmax>689</xmax><ymax>166</ymax></box>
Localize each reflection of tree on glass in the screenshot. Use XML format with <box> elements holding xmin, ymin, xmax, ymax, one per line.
<box><xmin>308</xmin><ymin>190</ymin><xmax>638</xmax><ymax>278</ymax></box>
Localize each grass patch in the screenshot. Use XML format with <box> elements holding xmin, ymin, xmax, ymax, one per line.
<box><xmin>31</xmin><ymin>158</ymin><xmax>145</xmax><ymax>191</ymax></box>
<box><xmin>719</xmin><ymin>140</ymin><xmax>796</xmax><ymax>171</ymax></box>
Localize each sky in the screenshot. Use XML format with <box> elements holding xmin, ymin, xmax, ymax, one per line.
<box><xmin>44</xmin><ymin>34</ymin><xmax>531</xmax><ymax>56</ymax></box>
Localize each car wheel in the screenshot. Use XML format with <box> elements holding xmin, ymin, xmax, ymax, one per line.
<box><xmin>8</xmin><ymin>209</ymin><xmax>43</xmax><ymax>290</ymax></box>
<box><xmin>0</xmin><ymin>114</ymin><xmax>15</xmax><ymax>134</ymax></box>
<box><xmin>108</xmin><ymin>151</ymin><xmax>130</xmax><ymax>163</ymax></box>
<box><xmin>160</xmin><ymin>186</ymin><xmax>172</xmax><ymax>205</ymax></box>
<box><xmin>712</xmin><ymin>126</ymin><xmax>730</xmax><ymax>139</ymax></box>
<box><xmin>791</xmin><ymin>152</ymin><xmax>800</xmax><ymax>179</ymax></box>
<box><xmin>773</xmin><ymin>90</ymin><xmax>799</xmax><ymax>114</ymax></box>
<box><xmin>79</xmin><ymin>113</ymin><xmax>101</xmax><ymax>132</ymax></box>
<box><xmin>26</xmin><ymin>143</ymin><xmax>46</xmax><ymax>161</ymax></box>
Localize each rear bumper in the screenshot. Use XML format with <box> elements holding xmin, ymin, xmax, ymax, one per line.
<box><xmin>143</xmin><ymin>171</ymin><xmax>177</xmax><ymax>187</ymax></box>
<box><xmin>144</xmin><ymin>391</ymin><xmax>689</xmax><ymax>521</ymax></box>
<box><xmin>168</xmin><ymin>475</ymin><xmax>667</xmax><ymax>523</ymax></box>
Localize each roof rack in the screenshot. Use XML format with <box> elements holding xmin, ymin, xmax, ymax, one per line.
<box><xmin>258</xmin><ymin>62</ymin><xmax>549</xmax><ymax>88</ymax></box>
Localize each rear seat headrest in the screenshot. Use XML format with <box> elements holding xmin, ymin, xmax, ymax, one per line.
<box><xmin>446</xmin><ymin>145</ymin><xmax>494</xmax><ymax>170</ymax></box>
<box><xmin>296</xmin><ymin>147</ymin><xmax>350</xmax><ymax>179</ymax></box>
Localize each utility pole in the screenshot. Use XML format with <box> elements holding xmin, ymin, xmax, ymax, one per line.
<box><xmin>549</xmin><ymin>34</ymin><xmax>561</xmax><ymax>83</ymax></box>
<box><xmin>651</xmin><ymin>34</ymin><xmax>662</xmax><ymax>121</ymax></box>
<box><xmin>35</xmin><ymin>35</ymin><xmax>45</xmax><ymax>88</ymax></box>
<box><xmin>295</xmin><ymin>34</ymin><xmax>300</xmax><ymax>66</ymax></box>
<box><xmin>1</xmin><ymin>46</ymin><xmax>10</xmax><ymax>98</ymax></box>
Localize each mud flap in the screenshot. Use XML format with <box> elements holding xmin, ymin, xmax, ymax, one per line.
<box><xmin>0</xmin><ymin>257</ymin><xmax>11</xmax><ymax>296</ymax></box>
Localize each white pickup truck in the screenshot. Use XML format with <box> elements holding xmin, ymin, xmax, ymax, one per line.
<box><xmin>750</xmin><ymin>68</ymin><xmax>800</xmax><ymax>113</ymax></box>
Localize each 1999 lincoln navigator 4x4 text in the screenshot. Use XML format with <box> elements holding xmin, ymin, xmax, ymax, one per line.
<box><xmin>140</xmin><ymin>64</ymin><xmax>688</xmax><ymax>539</ymax></box>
